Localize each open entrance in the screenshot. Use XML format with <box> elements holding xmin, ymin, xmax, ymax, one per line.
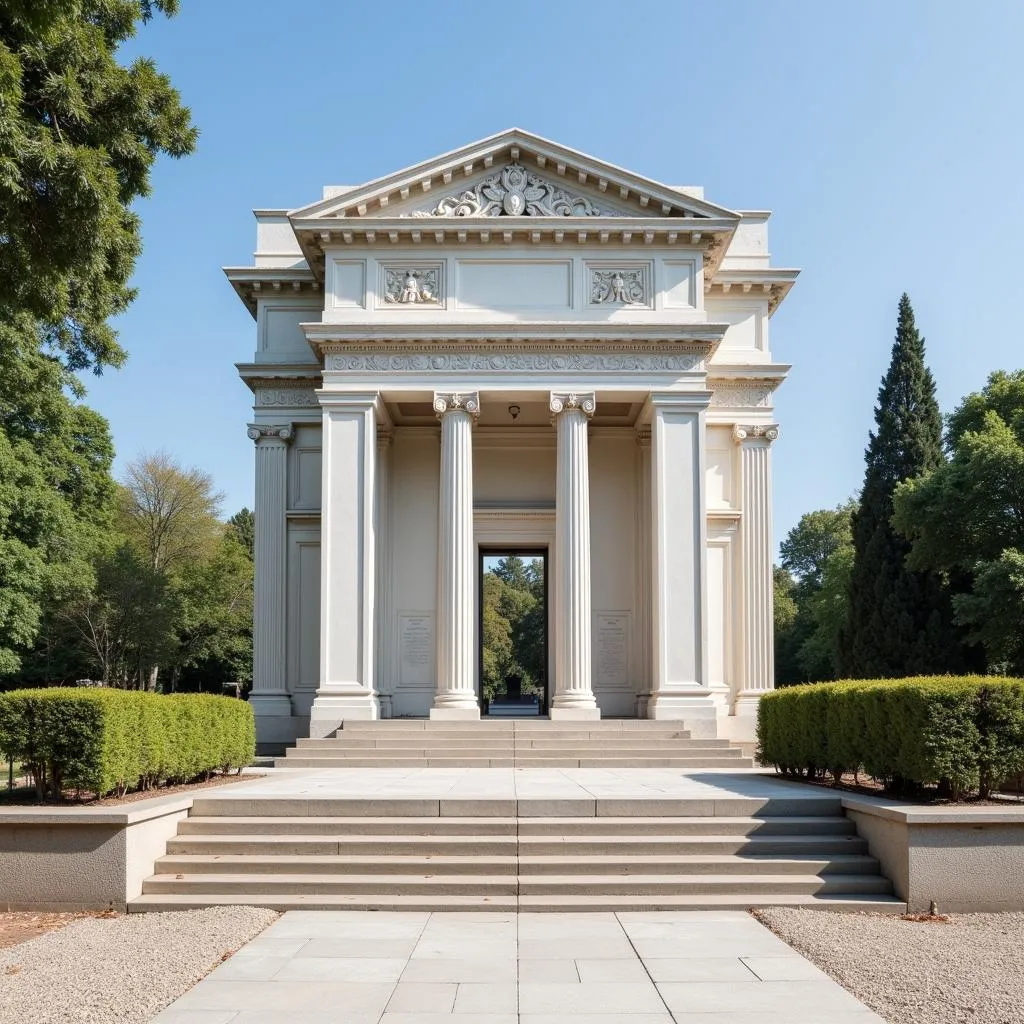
<box><xmin>478</xmin><ymin>549</ymin><xmax>548</xmax><ymax>716</ymax></box>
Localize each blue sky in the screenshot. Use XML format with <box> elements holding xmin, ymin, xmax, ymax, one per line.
<box><xmin>93</xmin><ymin>0</ymin><xmax>1024</xmax><ymax>549</ymax></box>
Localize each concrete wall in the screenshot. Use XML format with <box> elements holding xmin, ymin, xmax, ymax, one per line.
<box><xmin>844</xmin><ymin>796</ymin><xmax>1024</xmax><ymax>913</ymax></box>
<box><xmin>0</xmin><ymin>796</ymin><xmax>190</xmax><ymax>912</ymax></box>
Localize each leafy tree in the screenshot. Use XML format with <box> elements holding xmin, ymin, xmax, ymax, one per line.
<box><xmin>775</xmin><ymin>502</ymin><xmax>855</xmax><ymax>685</ymax></box>
<box><xmin>839</xmin><ymin>294</ymin><xmax>970</xmax><ymax>678</ymax></box>
<box><xmin>894</xmin><ymin>370</ymin><xmax>1024</xmax><ymax>672</ymax></box>
<box><xmin>0</xmin><ymin>1</ymin><xmax>197</xmax><ymax>373</ymax></box>
<box><xmin>480</xmin><ymin>556</ymin><xmax>546</xmax><ymax>701</ymax></box>
<box><xmin>227</xmin><ymin>508</ymin><xmax>255</xmax><ymax>560</ymax></box>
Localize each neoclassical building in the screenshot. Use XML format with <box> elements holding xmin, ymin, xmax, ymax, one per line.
<box><xmin>227</xmin><ymin>130</ymin><xmax>797</xmax><ymax>748</ymax></box>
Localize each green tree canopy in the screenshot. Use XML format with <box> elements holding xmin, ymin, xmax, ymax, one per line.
<box><xmin>894</xmin><ymin>370</ymin><xmax>1024</xmax><ymax>672</ymax></box>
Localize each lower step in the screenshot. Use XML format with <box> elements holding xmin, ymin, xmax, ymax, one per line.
<box><xmin>129</xmin><ymin>892</ymin><xmax>905</xmax><ymax>914</ymax></box>
<box><xmin>275</xmin><ymin>757</ymin><xmax>754</xmax><ymax>768</ymax></box>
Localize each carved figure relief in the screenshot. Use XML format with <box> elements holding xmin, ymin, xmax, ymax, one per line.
<box><xmin>590</xmin><ymin>267</ymin><xmax>648</xmax><ymax>305</ymax></box>
<box><xmin>383</xmin><ymin>266</ymin><xmax>441</xmax><ymax>304</ymax></box>
<box><xmin>423</xmin><ymin>164</ymin><xmax>601</xmax><ymax>218</ymax></box>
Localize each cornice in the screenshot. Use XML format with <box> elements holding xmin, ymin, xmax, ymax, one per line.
<box><xmin>706</xmin><ymin>268</ymin><xmax>800</xmax><ymax>315</ymax></box>
<box><xmin>304</xmin><ymin>320</ymin><xmax>728</xmax><ymax>351</ymax></box>
<box><xmin>224</xmin><ymin>267</ymin><xmax>319</xmax><ymax>317</ymax></box>
<box><xmin>235</xmin><ymin>364</ymin><xmax>322</xmax><ymax>393</ymax></box>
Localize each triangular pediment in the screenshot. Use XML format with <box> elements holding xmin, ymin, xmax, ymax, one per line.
<box><xmin>290</xmin><ymin>128</ymin><xmax>738</xmax><ymax>223</ymax></box>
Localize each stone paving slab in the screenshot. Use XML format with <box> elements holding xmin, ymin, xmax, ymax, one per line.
<box><xmin>148</xmin><ymin>910</ymin><xmax>886</xmax><ymax>1023</ymax></box>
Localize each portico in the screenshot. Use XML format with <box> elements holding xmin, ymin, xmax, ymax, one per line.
<box><xmin>228</xmin><ymin>129</ymin><xmax>798</xmax><ymax>750</ymax></box>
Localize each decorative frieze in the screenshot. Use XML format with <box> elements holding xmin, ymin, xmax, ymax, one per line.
<box><xmin>382</xmin><ymin>265</ymin><xmax>442</xmax><ymax>304</ymax></box>
<box><xmin>329</xmin><ymin>349</ymin><xmax>703</xmax><ymax>374</ymax></box>
<box><xmin>709</xmin><ymin>385</ymin><xmax>775</xmax><ymax>409</ymax></box>
<box><xmin>590</xmin><ymin>267</ymin><xmax>649</xmax><ymax>306</ymax></box>
<box><xmin>423</xmin><ymin>163</ymin><xmax>602</xmax><ymax>218</ymax></box>
<box><xmin>254</xmin><ymin>388</ymin><xmax>319</xmax><ymax>408</ymax></box>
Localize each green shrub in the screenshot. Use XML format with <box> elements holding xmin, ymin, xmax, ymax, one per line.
<box><xmin>0</xmin><ymin>688</ymin><xmax>255</xmax><ymax>799</ymax></box>
<box><xmin>757</xmin><ymin>676</ymin><xmax>1024</xmax><ymax>799</ymax></box>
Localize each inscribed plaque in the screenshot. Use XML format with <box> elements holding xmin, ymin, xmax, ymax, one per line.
<box><xmin>595</xmin><ymin>613</ymin><xmax>630</xmax><ymax>688</ymax></box>
<box><xmin>399</xmin><ymin>613</ymin><xmax>434</xmax><ymax>686</ymax></box>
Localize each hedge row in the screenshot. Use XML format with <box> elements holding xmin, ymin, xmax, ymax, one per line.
<box><xmin>757</xmin><ymin>676</ymin><xmax>1024</xmax><ymax>799</ymax></box>
<box><xmin>0</xmin><ymin>689</ymin><xmax>255</xmax><ymax>799</ymax></box>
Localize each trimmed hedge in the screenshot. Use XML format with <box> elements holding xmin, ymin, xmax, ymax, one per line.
<box><xmin>757</xmin><ymin>676</ymin><xmax>1024</xmax><ymax>800</ymax></box>
<box><xmin>0</xmin><ymin>689</ymin><xmax>255</xmax><ymax>799</ymax></box>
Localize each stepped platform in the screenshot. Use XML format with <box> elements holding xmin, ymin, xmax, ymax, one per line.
<box><xmin>276</xmin><ymin>719</ymin><xmax>755</xmax><ymax>769</ymax></box>
<box><xmin>131</xmin><ymin>764</ymin><xmax>903</xmax><ymax>914</ymax></box>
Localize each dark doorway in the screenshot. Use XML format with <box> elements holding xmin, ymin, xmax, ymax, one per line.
<box><xmin>478</xmin><ymin>549</ymin><xmax>548</xmax><ymax>716</ymax></box>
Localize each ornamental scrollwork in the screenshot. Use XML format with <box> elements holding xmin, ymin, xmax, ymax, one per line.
<box><xmin>732</xmin><ymin>423</ymin><xmax>780</xmax><ymax>444</ymax></box>
<box><xmin>709</xmin><ymin>385</ymin><xmax>774</xmax><ymax>409</ymax></box>
<box><xmin>254</xmin><ymin>388</ymin><xmax>319</xmax><ymax>407</ymax></box>
<box><xmin>422</xmin><ymin>164</ymin><xmax>601</xmax><ymax>218</ymax></box>
<box><xmin>433</xmin><ymin>391</ymin><xmax>480</xmax><ymax>418</ymax></box>
<box><xmin>247</xmin><ymin>423</ymin><xmax>294</xmax><ymax>443</ymax></box>
<box><xmin>591</xmin><ymin>268</ymin><xmax>647</xmax><ymax>305</ymax></box>
<box><xmin>550</xmin><ymin>391</ymin><xmax>596</xmax><ymax>417</ymax></box>
<box><xmin>383</xmin><ymin>266</ymin><xmax>441</xmax><ymax>304</ymax></box>
<box><xmin>329</xmin><ymin>350</ymin><xmax>703</xmax><ymax>373</ymax></box>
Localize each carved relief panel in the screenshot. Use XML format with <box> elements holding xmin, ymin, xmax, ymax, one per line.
<box><xmin>586</xmin><ymin>261</ymin><xmax>654</xmax><ymax>309</ymax></box>
<box><xmin>378</xmin><ymin>262</ymin><xmax>444</xmax><ymax>308</ymax></box>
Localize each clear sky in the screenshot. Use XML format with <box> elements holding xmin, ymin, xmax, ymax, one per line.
<box><xmin>92</xmin><ymin>0</ymin><xmax>1024</xmax><ymax>549</ymax></box>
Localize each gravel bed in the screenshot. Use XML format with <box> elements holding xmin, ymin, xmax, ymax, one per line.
<box><xmin>756</xmin><ymin>907</ymin><xmax>1024</xmax><ymax>1024</ymax></box>
<box><xmin>0</xmin><ymin>906</ymin><xmax>277</xmax><ymax>1024</ymax></box>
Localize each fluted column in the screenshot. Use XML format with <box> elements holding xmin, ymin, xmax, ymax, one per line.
<box><xmin>734</xmin><ymin>424</ymin><xmax>779</xmax><ymax>718</ymax></box>
<box><xmin>550</xmin><ymin>391</ymin><xmax>600</xmax><ymax>720</ymax></box>
<box><xmin>248</xmin><ymin>423</ymin><xmax>293</xmax><ymax>726</ymax></box>
<box><xmin>431</xmin><ymin>391</ymin><xmax>480</xmax><ymax>720</ymax></box>
<box><xmin>375</xmin><ymin>428</ymin><xmax>393</xmax><ymax>718</ymax></box>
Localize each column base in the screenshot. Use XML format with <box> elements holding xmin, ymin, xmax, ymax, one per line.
<box><xmin>646</xmin><ymin>690</ymin><xmax>726</xmax><ymax>738</ymax></box>
<box><xmin>429</xmin><ymin>706</ymin><xmax>481</xmax><ymax>721</ymax></box>
<box><xmin>549</xmin><ymin>706</ymin><xmax>601</xmax><ymax>721</ymax></box>
<box><xmin>309</xmin><ymin>691</ymin><xmax>380</xmax><ymax>738</ymax></box>
<box><xmin>248</xmin><ymin>693</ymin><xmax>293</xmax><ymax>718</ymax></box>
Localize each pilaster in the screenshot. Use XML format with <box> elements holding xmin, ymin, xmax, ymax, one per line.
<box><xmin>634</xmin><ymin>428</ymin><xmax>652</xmax><ymax>718</ymax></box>
<box><xmin>647</xmin><ymin>391</ymin><xmax>721</xmax><ymax>735</ymax></box>
<box><xmin>431</xmin><ymin>391</ymin><xmax>481</xmax><ymax>720</ymax></box>
<box><xmin>248</xmin><ymin>423</ymin><xmax>293</xmax><ymax>728</ymax></box>
<box><xmin>375</xmin><ymin>427</ymin><xmax>394</xmax><ymax>718</ymax></box>
<box><xmin>733</xmin><ymin>423</ymin><xmax>779</xmax><ymax>719</ymax></box>
<box><xmin>550</xmin><ymin>391</ymin><xmax>600</xmax><ymax>720</ymax></box>
<box><xmin>310</xmin><ymin>391</ymin><xmax>381</xmax><ymax>736</ymax></box>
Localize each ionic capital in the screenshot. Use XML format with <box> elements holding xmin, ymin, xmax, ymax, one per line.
<box><xmin>549</xmin><ymin>391</ymin><xmax>596</xmax><ymax>418</ymax></box>
<box><xmin>433</xmin><ymin>391</ymin><xmax>480</xmax><ymax>419</ymax></box>
<box><xmin>247</xmin><ymin>423</ymin><xmax>293</xmax><ymax>444</ymax></box>
<box><xmin>732</xmin><ymin>423</ymin><xmax>779</xmax><ymax>445</ymax></box>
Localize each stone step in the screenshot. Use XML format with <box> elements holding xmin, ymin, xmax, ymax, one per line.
<box><xmin>140</xmin><ymin>871</ymin><xmax>892</xmax><ymax>897</ymax></box>
<box><xmin>188</xmin><ymin>796</ymin><xmax>846</xmax><ymax>818</ymax></box>
<box><xmin>129</xmin><ymin>891</ymin><xmax>905</xmax><ymax>914</ymax></box>
<box><xmin>287</xmin><ymin>744</ymin><xmax>741</xmax><ymax>755</ymax></box>
<box><xmin>335</xmin><ymin>721</ymin><xmax>694</xmax><ymax>731</ymax></box>
<box><xmin>153</xmin><ymin>853</ymin><xmax>879</xmax><ymax>877</ymax></box>
<box><xmin>176</xmin><ymin>815</ymin><xmax>858</xmax><ymax>837</ymax></box>
<box><xmin>165</xmin><ymin>833</ymin><xmax>868</xmax><ymax>857</ymax></box>
<box><xmin>275</xmin><ymin>756</ymin><xmax>754</xmax><ymax>769</ymax></box>
<box><xmin>292</xmin><ymin>738</ymin><xmax>735</xmax><ymax>750</ymax></box>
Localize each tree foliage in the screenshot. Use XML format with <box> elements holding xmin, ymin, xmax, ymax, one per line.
<box><xmin>894</xmin><ymin>370</ymin><xmax>1024</xmax><ymax>673</ymax></box>
<box><xmin>839</xmin><ymin>294</ymin><xmax>971</xmax><ymax>678</ymax></box>
<box><xmin>481</xmin><ymin>556</ymin><xmax>545</xmax><ymax>702</ymax></box>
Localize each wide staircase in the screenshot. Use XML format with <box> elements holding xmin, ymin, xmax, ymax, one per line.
<box><xmin>131</xmin><ymin>793</ymin><xmax>900</xmax><ymax>913</ymax></box>
<box><xmin>275</xmin><ymin>719</ymin><xmax>754</xmax><ymax>769</ymax></box>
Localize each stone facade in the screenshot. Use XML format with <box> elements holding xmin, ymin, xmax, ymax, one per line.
<box><xmin>227</xmin><ymin>129</ymin><xmax>799</xmax><ymax>748</ymax></box>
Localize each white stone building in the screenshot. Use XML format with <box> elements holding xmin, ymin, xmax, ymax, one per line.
<box><xmin>227</xmin><ymin>130</ymin><xmax>797</xmax><ymax>749</ymax></box>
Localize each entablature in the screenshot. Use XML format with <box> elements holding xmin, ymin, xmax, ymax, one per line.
<box><xmin>225</xmin><ymin>267</ymin><xmax>318</xmax><ymax>317</ymax></box>
<box><xmin>706</xmin><ymin>268</ymin><xmax>800</xmax><ymax>315</ymax></box>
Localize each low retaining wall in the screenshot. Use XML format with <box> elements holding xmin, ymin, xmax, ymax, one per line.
<box><xmin>843</xmin><ymin>794</ymin><xmax>1024</xmax><ymax>913</ymax></box>
<box><xmin>0</xmin><ymin>794</ymin><xmax>192</xmax><ymax>912</ymax></box>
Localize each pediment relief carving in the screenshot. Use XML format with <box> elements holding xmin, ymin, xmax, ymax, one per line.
<box><xmin>414</xmin><ymin>163</ymin><xmax>605</xmax><ymax>218</ymax></box>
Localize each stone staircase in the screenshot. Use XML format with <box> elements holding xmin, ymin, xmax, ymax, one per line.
<box><xmin>130</xmin><ymin>792</ymin><xmax>901</xmax><ymax>913</ymax></box>
<box><xmin>275</xmin><ymin>720</ymin><xmax>753</xmax><ymax>769</ymax></box>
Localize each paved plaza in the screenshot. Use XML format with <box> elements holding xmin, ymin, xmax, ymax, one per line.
<box><xmin>150</xmin><ymin>909</ymin><xmax>883</xmax><ymax>1024</ymax></box>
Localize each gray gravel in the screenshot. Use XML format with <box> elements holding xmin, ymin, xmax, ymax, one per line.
<box><xmin>0</xmin><ymin>906</ymin><xmax>277</xmax><ymax>1024</ymax></box>
<box><xmin>757</xmin><ymin>907</ymin><xmax>1024</xmax><ymax>1024</ymax></box>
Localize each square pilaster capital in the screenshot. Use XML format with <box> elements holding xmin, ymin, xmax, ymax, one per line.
<box><xmin>549</xmin><ymin>391</ymin><xmax>596</xmax><ymax>417</ymax></box>
<box><xmin>732</xmin><ymin>423</ymin><xmax>780</xmax><ymax>445</ymax></box>
<box><xmin>433</xmin><ymin>391</ymin><xmax>480</xmax><ymax>419</ymax></box>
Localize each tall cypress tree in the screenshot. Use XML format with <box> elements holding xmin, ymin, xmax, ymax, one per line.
<box><xmin>839</xmin><ymin>295</ymin><xmax>968</xmax><ymax>677</ymax></box>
